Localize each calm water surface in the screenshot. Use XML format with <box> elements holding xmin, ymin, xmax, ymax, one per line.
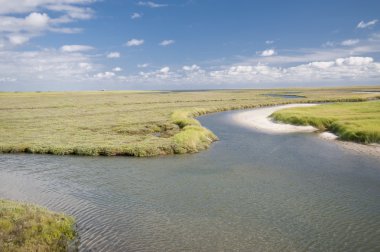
<box><xmin>1</xmin><ymin>109</ymin><xmax>380</xmax><ymax>251</ymax></box>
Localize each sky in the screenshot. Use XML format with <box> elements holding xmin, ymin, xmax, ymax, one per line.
<box><xmin>0</xmin><ymin>0</ymin><xmax>380</xmax><ymax>91</ymax></box>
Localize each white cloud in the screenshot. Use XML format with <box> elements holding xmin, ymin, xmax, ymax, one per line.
<box><xmin>49</xmin><ymin>27</ymin><xmax>82</xmax><ymax>34</ymax></box>
<box><xmin>94</xmin><ymin>71</ymin><xmax>115</xmax><ymax>79</ymax></box>
<box><xmin>260</xmin><ymin>49</ymin><xmax>276</xmax><ymax>57</ymax></box>
<box><xmin>182</xmin><ymin>64</ymin><xmax>201</xmax><ymax>71</ymax></box>
<box><xmin>0</xmin><ymin>0</ymin><xmax>94</xmax><ymax>14</ymax></box>
<box><xmin>25</xmin><ymin>12</ymin><xmax>50</xmax><ymax>28</ymax></box>
<box><xmin>357</xmin><ymin>19</ymin><xmax>378</xmax><ymax>29</ymax></box>
<box><xmin>239</xmin><ymin>40</ymin><xmax>380</xmax><ymax>66</ymax></box>
<box><xmin>138</xmin><ymin>66</ymin><xmax>172</xmax><ymax>80</ymax></box>
<box><xmin>131</xmin><ymin>12</ymin><xmax>142</xmax><ymax>19</ymax></box>
<box><xmin>60</xmin><ymin>45</ymin><xmax>94</xmax><ymax>53</ymax></box>
<box><xmin>8</xmin><ymin>34</ymin><xmax>29</xmax><ymax>45</ymax></box>
<box><xmin>160</xmin><ymin>66</ymin><xmax>170</xmax><ymax>74</ymax></box>
<box><xmin>0</xmin><ymin>49</ymin><xmax>97</xmax><ymax>85</ymax></box>
<box><xmin>0</xmin><ymin>12</ymin><xmax>50</xmax><ymax>33</ymax></box>
<box><xmin>46</xmin><ymin>4</ymin><xmax>94</xmax><ymax>20</ymax></box>
<box><xmin>125</xmin><ymin>39</ymin><xmax>144</xmax><ymax>47</ymax></box>
<box><xmin>2</xmin><ymin>48</ymin><xmax>380</xmax><ymax>88</ymax></box>
<box><xmin>203</xmin><ymin>56</ymin><xmax>380</xmax><ymax>84</ymax></box>
<box><xmin>0</xmin><ymin>77</ymin><xmax>16</xmax><ymax>82</ymax></box>
<box><xmin>308</xmin><ymin>61</ymin><xmax>335</xmax><ymax>69</ymax></box>
<box><xmin>137</xmin><ymin>63</ymin><xmax>149</xmax><ymax>68</ymax></box>
<box><xmin>265</xmin><ymin>40</ymin><xmax>274</xmax><ymax>44</ymax></box>
<box><xmin>335</xmin><ymin>56</ymin><xmax>373</xmax><ymax>66</ymax></box>
<box><xmin>107</xmin><ymin>52</ymin><xmax>120</xmax><ymax>58</ymax></box>
<box><xmin>341</xmin><ymin>39</ymin><xmax>359</xmax><ymax>46</ymax></box>
<box><xmin>137</xmin><ymin>1</ymin><xmax>168</xmax><ymax>8</ymax></box>
<box><xmin>159</xmin><ymin>40</ymin><xmax>175</xmax><ymax>46</ymax></box>
<box><xmin>119</xmin><ymin>55</ymin><xmax>380</xmax><ymax>87</ymax></box>
<box><xmin>78</xmin><ymin>62</ymin><xmax>92</xmax><ymax>70</ymax></box>
<box><xmin>0</xmin><ymin>1</ymin><xmax>94</xmax><ymax>48</ymax></box>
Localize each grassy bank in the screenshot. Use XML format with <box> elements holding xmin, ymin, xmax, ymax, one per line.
<box><xmin>271</xmin><ymin>100</ymin><xmax>380</xmax><ymax>144</ymax></box>
<box><xmin>0</xmin><ymin>86</ymin><xmax>379</xmax><ymax>156</ymax></box>
<box><xmin>0</xmin><ymin>199</ymin><xmax>76</xmax><ymax>251</ymax></box>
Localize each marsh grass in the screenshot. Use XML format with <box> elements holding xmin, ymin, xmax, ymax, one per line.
<box><xmin>0</xmin><ymin>87</ymin><xmax>379</xmax><ymax>156</ymax></box>
<box><xmin>0</xmin><ymin>199</ymin><xmax>76</xmax><ymax>252</ymax></box>
<box><xmin>272</xmin><ymin>100</ymin><xmax>380</xmax><ymax>143</ymax></box>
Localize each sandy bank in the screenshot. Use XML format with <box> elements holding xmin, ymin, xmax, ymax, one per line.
<box><xmin>232</xmin><ymin>104</ymin><xmax>380</xmax><ymax>159</ymax></box>
<box><xmin>232</xmin><ymin>104</ymin><xmax>318</xmax><ymax>134</ymax></box>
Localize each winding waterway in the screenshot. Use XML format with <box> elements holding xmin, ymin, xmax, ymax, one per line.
<box><xmin>1</xmin><ymin>109</ymin><xmax>379</xmax><ymax>251</ymax></box>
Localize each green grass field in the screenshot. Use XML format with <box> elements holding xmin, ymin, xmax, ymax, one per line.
<box><xmin>0</xmin><ymin>199</ymin><xmax>76</xmax><ymax>251</ymax></box>
<box><xmin>272</xmin><ymin>100</ymin><xmax>380</xmax><ymax>143</ymax></box>
<box><xmin>0</xmin><ymin>87</ymin><xmax>379</xmax><ymax>156</ymax></box>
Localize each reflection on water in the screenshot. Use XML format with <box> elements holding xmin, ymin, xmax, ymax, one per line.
<box><xmin>1</xmin><ymin>110</ymin><xmax>380</xmax><ymax>251</ymax></box>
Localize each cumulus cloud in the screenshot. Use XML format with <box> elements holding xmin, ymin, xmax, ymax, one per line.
<box><xmin>0</xmin><ymin>1</ymin><xmax>94</xmax><ymax>48</ymax></box>
<box><xmin>137</xmin><ymin>1</ymin><xmax>168</xmax><ymax>8</ymax></box>
<box><xmin>0</xmin><ymin>0</ymin><xmax>94</xmax><ymax>14</ymax></box>
<box><xmin>357</xmin><ymin>19</ymin><xmax>378</xmax><ymax>29</ymax></box>
<box><xmin>25</xmin><ymin>12</ymin><xmax>50</xmax><ymax>28</ymax></box>
<box><xmin>308</xmin><ymin>61</ymin><xmax>335</xmax><ymax>69</ymax></box>
<box><xmin>119</xmin><ymin>55</ymin><xmax>380</xmax><ymax>87</ymax></box>
<box><xmin>107</xmin><ymin>52</ymin><xmax>120</xmax><ymax>58</ymax></box>
<box><xmin>265</xmin><ymin>40</ymin><xmax>274</xmax><ymax>44</ymax></box>
<box><xmin>125</xmin><ymin>39</ymin><xmax>144</xmax><ymax>47</ymax></box>
<box><xmin>94</xmin><ymin>71</ymin><xmax>115</xmax><ymax>79</ymax></box>
<box><xmin>8</xmin><ymin>34</ymin><xmax>29</xmax><ymax>45</ymax></box>
<box><xmin>335</xmin><ymin>56</ymin><xmax>373</xmax><ymax>66</ymax></box>
<box><xmin>0</xmin><ymin>77</ymin><xmax>16</xmax><ymax>82</ymax></box>
<box><xmin>182</xmin><ymin>64</ymin><xmax>201</xmax><ymax>71</ymax></box>
<box><xmin>159</xmin><ymin>40</ymin><xmax>175</xmax><ymax>46</ymax></box>
<box><xmin>0</xmin><ymin>12</ymin><xmax>50</xmax><ymax>33</ymax></box>
<box><xmin>138</xmin><ymin>66</ymin><xmax>172</xmax><ymax>80</ymax></box>
<box><xmin>160</xmin><ymin>66</ymin><xmax>170</xmax><ymax>74</ymax></box>
<box><xmin>131</xmin><ymin>12</ymin><xmax>142</xmax><ymax>19</ymax></box>
<box><xmin>341</xmin><ymin>39</ymin><xmax>359</xmax><ymax>46</ymax></box>
<box><xmin>199</xmin><ymin>56</ymin><xmax>380</xmax><ymax>85</ymax></box>
<box><xmin>260</xmin><ymin>49</ymin><xmax>276</xmax><ymax>57</ymax></box>
<box><xmin>2</xmin><ymin>50</ymin><xmax>380</xmax><ymax>88</ymax></box>
<box><xmin>46</xmin><ymin>4</ymin><xmax>94</xmax><ymax>20</ymax></box>
<box><xmin>0</xmin><ymin>49</ymin><xmax>97</xmax><ymax>85</ymax></box>
<box><xmin>60</xmin><ymin>45</ymin><xmax>94</xmax><ymax>52</ymax></box>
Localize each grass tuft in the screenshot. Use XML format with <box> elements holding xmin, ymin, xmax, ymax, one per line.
<box><xmin>0</xmin><ymin>199</ymin><xmax>76</xmax><ymax>252</ymax></box>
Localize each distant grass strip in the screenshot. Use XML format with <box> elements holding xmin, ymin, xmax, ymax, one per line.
<box><xmin>271</xmin><ymin>101</ymin><xmax>380</xmax><ymax>144</ymax></box>
<box><xmin>0</xmin><ymin>199</ymin><xmax>76</xmax><ymax>252</ymax></box>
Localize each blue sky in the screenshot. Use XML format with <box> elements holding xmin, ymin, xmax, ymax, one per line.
<box><xmin>0</xmin><ymin>0</ymin><xmax>379</xmax><ymax>91</ymax></box>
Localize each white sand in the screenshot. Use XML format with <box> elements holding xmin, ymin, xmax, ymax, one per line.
<box><xmin>232</xmin><ymin>104</ymin><xmax>380</xmax><ymax>159</ymax></box>
<box><xmin>232</xmin><ymin>103</ymin><xmax>318</xmax><ymax>134</ymax></box>
<box><xmin>319</xmin><ymin>132</ymin><xmax>338</xmax><ymax>140</ymax></box>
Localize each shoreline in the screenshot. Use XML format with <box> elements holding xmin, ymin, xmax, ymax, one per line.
<box><xmin>232</xmin><ymin>104</ymin><xmax>319</xmax><ymax>134</ymax></box>
<box><xmin>232</xmin><ymin>104</ymin><xmax>380</xmax><ymax>159</ymax></box>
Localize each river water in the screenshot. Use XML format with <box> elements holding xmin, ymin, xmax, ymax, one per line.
<box><xmin>0</xmin><ymin>109</ymin><xmax>379</xmax><ymax>251</ymax></box>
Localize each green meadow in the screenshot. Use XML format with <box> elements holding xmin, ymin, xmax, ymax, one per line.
<box><xmin>0</xmin><ymin>87</ymin><xmax>379</xmax><ymax>156</ymax></box>
<box><xmin>0</xmin><ymin>200</ymin><xmax>76</xmax><ymax>251</ymax></box>
<box><xmin>272</xmin><ymin>100</ymin><xmax>380</xmax><ymax>144</ymax></box>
